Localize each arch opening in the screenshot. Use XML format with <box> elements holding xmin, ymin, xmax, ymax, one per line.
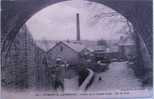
<box><xmin>2</xmin><ymin>0</ymin><xmax>152</xmax><ymax>92</ymax></box>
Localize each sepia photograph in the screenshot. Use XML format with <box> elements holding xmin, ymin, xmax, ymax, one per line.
<box><xmin>1</xmin><ymin>0</ymin><xmax>153</xmax><ymax>99</ymax></box>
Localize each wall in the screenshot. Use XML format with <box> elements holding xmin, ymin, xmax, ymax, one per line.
<box><xmin>47</xmin><ymin>42</ymin><xmax>80</xmax><ymax>65</ymax></box>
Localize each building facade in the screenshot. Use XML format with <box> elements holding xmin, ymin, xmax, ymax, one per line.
<box><xmin>47</xmin><ymin>41</ymin><xmax>85</xmax><ymax>66</ymax></box>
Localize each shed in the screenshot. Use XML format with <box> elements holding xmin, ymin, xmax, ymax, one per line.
<box><xmin>47</xmin><ymin>41</ymin><xmax>85</xmax><ymax>65</ymax></box>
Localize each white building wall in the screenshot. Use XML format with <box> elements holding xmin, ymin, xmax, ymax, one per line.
<box><xmin>48</xmin><ymin>43</ymin><xmax>80</xmax><ymax>65</ymax></box>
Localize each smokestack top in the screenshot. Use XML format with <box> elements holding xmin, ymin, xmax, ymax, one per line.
<box><xmin>77</xmin><ymin>13</ymin><xmax>79</xmax><ymax>16</ymax></box>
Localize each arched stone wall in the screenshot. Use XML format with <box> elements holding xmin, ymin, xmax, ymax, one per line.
<box><xmin>1</xmin><ymin>0</ymin><xmax>152</xmax><ymax>53</ymax></box>
<box><xmin>1</xmin><ymin>0</ymin><xmax>153</xmax><ymax>86</ymax></box>
<box><xmin>1</xmin><ymin>0</ymin><xmax>152</xmax><ymax>54</ymax></box>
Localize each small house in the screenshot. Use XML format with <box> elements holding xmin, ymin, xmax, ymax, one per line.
<box><xmin>47</xmin><ymin>41</ymin><xmax>85</xmax><ymax>65</ymax></box>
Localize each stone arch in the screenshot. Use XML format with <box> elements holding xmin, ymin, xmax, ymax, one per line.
<box><xmin>2</xmin><ymin>0</ymin><xmax>152</xmax><ymax>54</ymax></box>
<box><xmin>1</xmin><ymin>0</ymin><xmax>153</xmax><ymax>86</ymax></box>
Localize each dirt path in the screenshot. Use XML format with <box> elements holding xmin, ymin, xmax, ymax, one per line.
<box><xmin>88</xmin><ymin>62</ymin><xmax>142</xmax><ymax>91</ymax></box>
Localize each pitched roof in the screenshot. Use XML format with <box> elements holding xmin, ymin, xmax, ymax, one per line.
<box><xmin>45</xmin><ymin>41</ymin><xmax>86</xmax><ymax>54</ymax></box>
<box><xmin>62</xmin><ymin>41</ymin><xmax>85</xmax><ymax>52</ymax></box>
<box><xmin>36</xmin><ymin>40</ymin><xmax>108</xmax><ymax>53</ymax></box>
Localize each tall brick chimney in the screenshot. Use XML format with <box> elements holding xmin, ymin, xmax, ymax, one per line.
<box><xmin>76</xmin><ymin>13</ymin><xmax>80</xmax><ymax>41</ymax></box>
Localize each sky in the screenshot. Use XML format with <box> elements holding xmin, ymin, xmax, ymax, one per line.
<box><xmin>26</xmin><ymin>0</ymin><xmax>133</xmax><ymax>41</ymax></box>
